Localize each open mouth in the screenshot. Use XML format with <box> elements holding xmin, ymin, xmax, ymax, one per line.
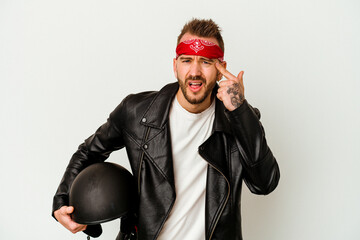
<box><xmin>188</xmin><ymin>81</ymin><xmax>203</xmax><ymax>92</ymax></box>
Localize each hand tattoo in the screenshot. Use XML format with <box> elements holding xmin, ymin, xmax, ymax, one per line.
<box><xmin>227</xmin><ymin>83</ymin><xmax>245</xmax><ymax>108</ymax></box>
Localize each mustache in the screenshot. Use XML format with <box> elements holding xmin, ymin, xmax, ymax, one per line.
<box><xmin>186</xmin><ymin>75</ymin><xmax>206</xmax><ymax>82</ymax></box>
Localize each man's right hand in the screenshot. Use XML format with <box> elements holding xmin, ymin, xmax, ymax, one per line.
<box><xmin>54</xmin><ymin>206</ymin><xmax>87</xmax><ymax>234</ymax></box>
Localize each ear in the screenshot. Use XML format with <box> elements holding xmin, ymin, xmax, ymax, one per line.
<box><xmin>173</xmin><ymin>58</ymin><xmax>178</xmax><ymax>79</ymax></box>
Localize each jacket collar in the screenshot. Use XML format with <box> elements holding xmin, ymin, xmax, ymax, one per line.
<box><xmin>141</xmin><ymin>82</ymin><xmax>232</xmax><ymax>134</ymax></box>
<box><xmin>140</xmin><ymin>82</ymin><xmax>178</xmax><ymax>129</ymax></box>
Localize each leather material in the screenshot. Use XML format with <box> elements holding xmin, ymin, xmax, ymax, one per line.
<box><xmin>52</xmin><ymin>82</ymin><xmax>280</xmax><ymax>240</ymax></box>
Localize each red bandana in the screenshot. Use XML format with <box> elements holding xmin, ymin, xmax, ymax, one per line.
<box><xmin>176</xmin><ymin>39</ymin><xmax>224</xmax><ymax>62</ymax></box>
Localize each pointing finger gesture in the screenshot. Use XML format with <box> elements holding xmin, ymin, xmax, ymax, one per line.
<box><xmin>215</xmin><ymin>63</ymin><xmax>245</xmax><ymax>111</ymax></box>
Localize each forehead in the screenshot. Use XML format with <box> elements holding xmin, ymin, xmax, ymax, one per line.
<box><xmin>179</xmin><ymin>32</ymin><xmax>220</xmax><ymax>47</ymax></box>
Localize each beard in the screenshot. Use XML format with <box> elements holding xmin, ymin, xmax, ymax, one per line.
<box><xmin>177</xmin><ymin>75</ymin><xmax>217</xmax><ymax>105</ymax></box>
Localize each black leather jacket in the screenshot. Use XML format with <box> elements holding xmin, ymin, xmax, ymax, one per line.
<box><xmin>53</xmin><ymin>82</ymin><xmax>280</xmax><ymax>240</ymax></box>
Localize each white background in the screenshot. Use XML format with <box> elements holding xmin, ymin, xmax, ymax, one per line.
<box><xmin>1</xmin><ymin>0</ymin><xmax>359</xmax><ymax>239</ymax></box>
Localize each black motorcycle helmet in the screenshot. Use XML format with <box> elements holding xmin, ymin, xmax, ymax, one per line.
<box><xmin>69</xmin><ymin>162</ymin><xmax>137</xmax><ymax>230</ymax></box>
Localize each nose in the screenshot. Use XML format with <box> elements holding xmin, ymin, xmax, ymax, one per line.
<box><xmin>188</xmin><ymin>61</ymin><xmax>202</xmax><ymax>78</ymax></box>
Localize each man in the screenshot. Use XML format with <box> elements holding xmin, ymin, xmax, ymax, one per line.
<box><xmin>53</xmin><ymin>18</ymin><xmax>280</xmax><ymax>240</ymax></box>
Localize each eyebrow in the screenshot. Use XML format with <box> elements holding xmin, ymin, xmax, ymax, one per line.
<box><xmin>179</xmin><ymin>56</ymin><xmax>194</xmax><ymax>60</ymax></box>
<box><xmin>200</xmin><ymin>57</ymin><xmax>214</xmax><ymax>62</ymax></box>
<box><xmin>178</xmin><ymin>56</ymin><xmax>215</xmax><ymax>62</ymax></box>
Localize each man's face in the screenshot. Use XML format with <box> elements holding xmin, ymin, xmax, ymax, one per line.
<box><xmin>174</xmin><ymin>33</ymin><xmax>225</xmax><ymax>110</ymax></box>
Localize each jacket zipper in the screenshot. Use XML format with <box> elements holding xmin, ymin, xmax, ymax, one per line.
<box><xmin>207</xmin><ymin>162</ymin><xmax>230</xmax><ymax>240</ymax></box>
<box><xmin>138</xmin><ymin>127</ymin><xmax>151</xmax><ymax>193</ymax></box>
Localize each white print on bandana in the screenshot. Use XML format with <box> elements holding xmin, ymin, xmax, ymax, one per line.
<box><xmin>199</xmin><ymin>39</ymin><xmax>216</xmax><ymax>46</ymax></box>
<box><xmin>190</xmin><ymin>41</ymin><xmax>204</xmax><ymax>53</ymax></box>
<box><xmin>182</xmin><ymin>39</ymin><xmax>216</xmax><ymax>53</ymax></box>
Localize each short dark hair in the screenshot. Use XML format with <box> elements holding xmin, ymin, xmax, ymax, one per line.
<box><xmin>177</xmin><ymin>18</ymin><xmax>224</xmax><ymax>52</ymax></box>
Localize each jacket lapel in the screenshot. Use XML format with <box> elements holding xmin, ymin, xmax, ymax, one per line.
<box><xmin>139</xmin><ymin>83</ymin><xmax>178</xmax><ymax>188</ymax></box>
<box><xmin>201</xmin><ymin>92</ymin><xmax>232</xmax><ymax>174</ymax></box>
<box><xmin>200</xmin><ymin>98</ymin><xmax>233</xmax><ymax>239</ymax></box>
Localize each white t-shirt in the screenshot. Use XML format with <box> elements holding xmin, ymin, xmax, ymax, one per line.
<box><xmin>157</xmin><ymin>97</ymin><xmax>215</xmax><ymax>240</ymax></box>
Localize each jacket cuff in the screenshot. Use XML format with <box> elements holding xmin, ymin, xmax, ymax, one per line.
<box><xmin>224</xmin><ymin>100</ymin><xmax>259</xmax><ymax>121</ymax></box>
<box><xmin>52</xmin><ymin>195</ymin><xmax>69</xmax><ymax>220</ymax></box>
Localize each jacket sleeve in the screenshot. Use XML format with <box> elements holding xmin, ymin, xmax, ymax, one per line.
<box><xmin>225</xmin><ymin>100</ymin><xmax>280</xmax><ymax>195</ymax></box>
<box><xmin>52</xmin><ymin>101</ymin><xmax>126</xmax><ymax>216</ymax></box>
